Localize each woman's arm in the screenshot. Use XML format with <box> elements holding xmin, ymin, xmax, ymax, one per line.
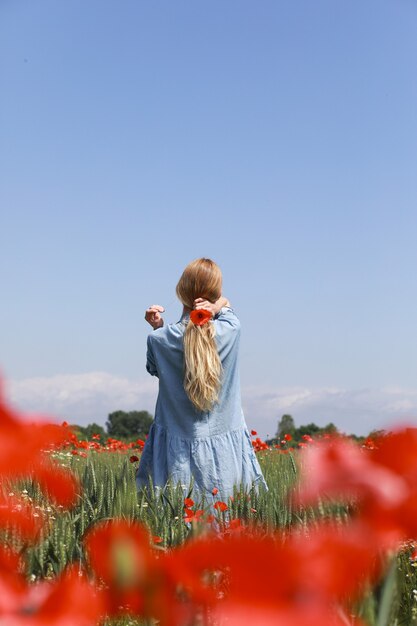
<box><xmin>146</xmin><ymin>335</ymin><xmax>159</xmax><ymax>377</ymax></box>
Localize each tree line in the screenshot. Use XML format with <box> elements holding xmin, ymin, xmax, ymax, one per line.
<box><xmin>70</xmin><ymin>411</ymin><xmax>377</xmax><ymax>445</ymax></box>
<box><xmin>266</xmin><ymin>414</ymin><xmax>378</xmax><ymax>446</ymax></box>
<box><xmin>70</xmin><ymin>410</ymin><xmax>153</xmax><ymax>442</ymax></box>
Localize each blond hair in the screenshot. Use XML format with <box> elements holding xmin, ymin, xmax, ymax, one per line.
<box><xmin>176</xmin><ymin>258</ymin><xmax>223</xmax><ymax>412</ymax></box>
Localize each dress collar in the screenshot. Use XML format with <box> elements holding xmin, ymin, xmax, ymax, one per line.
<box><xmin>179</xmin><ymin>312</ymin><xmax>190</xmax><ymax>325</ymax></box>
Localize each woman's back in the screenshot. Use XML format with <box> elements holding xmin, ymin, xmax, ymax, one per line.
<box><xmin>146</xmin><ymin>306</ymin><xmax>244</xmax><ymax>439</ymax></box>
<box><xmin>136</xmin><ymin>306</ymin><xmax>268</xmax><ymax>501</ymax></box>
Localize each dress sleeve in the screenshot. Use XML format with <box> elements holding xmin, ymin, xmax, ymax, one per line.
<box><xmin>213</xmin><ymin>307</ymin><xmax>241</xmax><ymax>356</ymax></box>
<box><xmin>146</xmin><ymin>335</ymin><xmax>159</xmax><ymax>377</ymax></box>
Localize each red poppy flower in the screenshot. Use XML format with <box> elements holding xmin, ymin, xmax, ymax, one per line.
<box><xmin>190</xmin><ymin>309</ymin><xmax>212</xmax><ymax>326</ymax></box>
<box><xmin>211</xmin><ymin>604</ymin><xmax>363</xmax><ymax>626</ymax></box>
<box><xmin>0</xmin><ymin>562</ymin><xmax>106</xmax><ymax>626</ymax></box>
<box><xmin>250</xmin><ymin>430</ymin><xmax>257</xmax><ymax>436</ymax></box>
<box><xmin>297</xmin><ymin>429</ymin><xmax>417</xmax><ymax>547</ymax></box>
<box><xmin>83</xmin><ymin>519</ymin><xmax>183</xmax><ymax>624</ymax></box>
<box><xmin>32</xmin><ymin>459</ymin><xmax>80</xmax><ymax>508</ymax></box>
<box><xmin>214</xmin><ymin>501</ymin><xmax>228</xmax><ymax>512</ymax></box>
<box><xmin>211</xmin><ymin>487</ymin><xmax>218</xmax><ymax>496</ymax></box>
<box><xmin>0</xmin><ymin>390</ymin><xmax>69</xmax><ymax>479</ymax></box>
<box><xmin>0</xmin><ymin>492</ymin><xmax>45</xmax><ymax>542</ymax></box>
<box><xmin>184</xmin><ymin>509</ymin><xmax>204</xmax><ymax>524</ymax></box>
<box><xmin>0</xmin><ymin>379</ymin><xmax>79</xmax><ymax>508</ymax></box>
<box><xmin>184</xmin><ymin>497</ymin><xmax>195</xmax><ymax>508</ymax></box>
<box><xmin>228</xmin><ymin>518</ymin><xmax>242</xmax><ymax>531</ymax></box>
<box><xmin>0</xmin><ymin>545</ymin><xmax>28</xmax><ymax>614</ymax></box>
<box><xmin>284</xmin><ymin>433</ymin><xmax>292</xmax><ymax>441</ymax></box>
<box><xmin>83</xmin><ymin>520</ymin><xmax>152</xmax><ymax>616</ymax></box>
<box><xmin>172</xmin><ymin>523</ymin><xmax>377</xmax><ymax>623</ymax></box>
<box><xmin>129</xmin><ymin>455</ymin><xmax>139</xmax><ymax>463</ymax></box>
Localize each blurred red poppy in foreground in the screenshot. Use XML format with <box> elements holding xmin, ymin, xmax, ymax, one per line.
<box><xmin>297</xmin><ymin>436</ymin><xmax>406</xmax><ymax>508</ymax></box>
<box><xmin>0</xmin><ymin>512</ymin><xmax>381</xmax><ymax>626</ymax></box>
<box><xmin>83</xmin><ymin>519</ymin><xmax>188</xmax><ymax>625</ymax></box>
<box><xmin>0</xmin><ymin>380</ymin><xmax>69</xmax><ymax>480</ymax></box>
<box><xmin>0</xmin><ymin>559</ymin><xmax>105</xmax><ymax>626</ymax></box>
<box><xmin>0</xmin><ymin>380</ymin><xmax>79</xmax><ymax>507</ymax></box>
<box><xmin>171</xmin><ymin>522</ymin><xmax>379</xmax><ymax>626</ymax></box>
<box><xmin>0</xmin><ymin>546</ymin><xmax>27</xmax><ymax>615</ymax></box>
<box><xmin>297</xmin><ymin>428</ymin><xmax>417</xmax><ymax>545</ymax></box>
<box><xmin>83</xmin><ymin>519</ymin><xmax>154</xmax><ymax>616</ymax></box>
<box><xmin>31</xmin><ymin>458</ymin><xmax>80</xmax><ymax>508</ymax></box>
<box><xmin>0</xmin><ymin>516</ymin><xmax>382</xmax><ymax>626</ymax></box>
<box><xmin>0</xmin><ymin>493</ymin><xmax>44</xmax><ymax>542</ymax></box>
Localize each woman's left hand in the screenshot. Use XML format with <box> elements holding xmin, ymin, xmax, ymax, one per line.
<box><xmin>194</xmin><ymin>297</ymin><xmax>226</xmax><ymax>317</ymax></box>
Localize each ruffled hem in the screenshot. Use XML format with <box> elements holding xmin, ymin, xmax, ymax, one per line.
<box><xmin>135</xmin><ymin>421</ymin><xmax>268</xmax><ymax>501</ymax></box>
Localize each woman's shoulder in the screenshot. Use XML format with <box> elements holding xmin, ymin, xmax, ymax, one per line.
<box><xmin>148</xmin><ymin>308</ymin><xmax>240</xmax><ymax>346</ymax></box>
<box><xmin>213</xmin><ymin>306</ymin><xmax>241</xmax><ymax>330</ymax></box>
<box><xmin>148</xmin><ymin>321</ymin><xmax>184</xmax><ymax>345</ymax></box>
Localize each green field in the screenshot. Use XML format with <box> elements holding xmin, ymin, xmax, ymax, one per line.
<box><xmin>2</xmin><ymin>447</ymin><xmax>417</xmax><ymax>626</ymax></box>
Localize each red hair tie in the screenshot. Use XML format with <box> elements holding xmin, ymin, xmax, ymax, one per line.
<box><xmin>190</xmin><ymin>309</ymin><xmax>212</xmax><ymax>326</ymax></box>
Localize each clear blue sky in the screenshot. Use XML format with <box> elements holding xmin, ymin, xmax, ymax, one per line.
<box><xmin>1</xmin><ymin>0</ymin><xmax>416</xmax><ymax>436</ymax></box>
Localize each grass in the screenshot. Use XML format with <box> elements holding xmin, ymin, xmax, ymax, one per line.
<box><xmin>2</xmin><ymin>447</ymin><xmax>417</xmax><ymax>625</ymax></box>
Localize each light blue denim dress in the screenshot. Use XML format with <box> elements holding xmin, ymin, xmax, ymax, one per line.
<box><xmin>135</xmin><ymin>307</ymin><xmax>268</xmax><ymax>502</ymax></box>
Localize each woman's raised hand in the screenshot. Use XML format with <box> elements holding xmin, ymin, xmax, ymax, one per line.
<box><xmin>145</xmin><ymin>305</ymin><xmax>165</xmax><ymax>330</ymax></box>
<box><xmin>193</xmin><ymin>297</ymin><xmax>229</xmax><ymax>317</ymax></box>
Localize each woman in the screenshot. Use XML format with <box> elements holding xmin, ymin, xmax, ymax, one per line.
<box><xmin>136</xmin><ymin>258</ymin><xmax>268</xmax><ymax>503</ymax></box>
